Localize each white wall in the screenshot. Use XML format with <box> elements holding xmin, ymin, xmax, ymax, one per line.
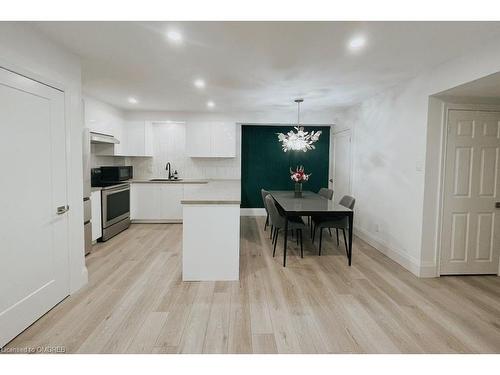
<box><xmin>347</xmin><ymin>35</ymin><xmax>500</xmax><ymax>276</ymax></box>
<box><xmin>0</xmin><ymin>22</ymin><xmax>87</xmax><ymax>292</ymax></box>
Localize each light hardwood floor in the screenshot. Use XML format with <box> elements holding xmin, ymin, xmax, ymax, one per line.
<box><xmin>5</xmin><ymin>217</ymin><xmax>500</xmax><ymax>353</ymax></box>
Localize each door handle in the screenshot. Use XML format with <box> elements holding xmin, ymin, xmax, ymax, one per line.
<box><xmin>56</xmin><ymin>205</ymin><xmax>70</xmax><ymax>215</ymax></box>
<box><xmin>329</xmin><ymin>179</ymin><xmax>333</xmax><ymax>183</ymax></box>
<box><xmin>496</xmin><ymin>202</ymin><xmax>500</xmax><ymax>209</ymax></box>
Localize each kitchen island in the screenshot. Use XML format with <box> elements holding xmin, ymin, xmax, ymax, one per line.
<box><xmin>181</xmin><ymin>180</ymin><xmax>241</xmax><ymax>281</ymax></box>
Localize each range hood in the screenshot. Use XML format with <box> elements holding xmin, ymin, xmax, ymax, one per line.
<box><xmin>90</xmin><ymin>132</ymin><xmax>120</xmax><ymax>144</ymax></box>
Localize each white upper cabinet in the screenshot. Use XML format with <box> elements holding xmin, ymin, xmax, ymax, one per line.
<box><xmin>84</xmin><ymin>97</ymin><xmax>152</xmax><ymax>157</ymax></box>
<box><xmin>186</xmin><ymin>121</ymin><xmax>236</xmax><ymax>158</ymax></box>
<box><xmin>93</xmin><ymin>120</ymin><xmax>153</xmax><ymax>157</ymax></box>
<box><xmin>211</xmin><ymin>122</ymin><xmax>236</xmax><ymax>157</ymax></box>
<box><xmin>186</xmin><ymin>122</ymin><xmax>212</xmax><ymax>157</ymax></box>
<box><xmin>116</xmin><ymin>121</ymin><xmax>153</xmax><ymax>157</ymax></box>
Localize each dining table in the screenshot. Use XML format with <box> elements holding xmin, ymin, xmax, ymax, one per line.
<box><xmin>269</xmin><ymin>190</ymin><xmax>354</xmax><ymax>267</ymax></box>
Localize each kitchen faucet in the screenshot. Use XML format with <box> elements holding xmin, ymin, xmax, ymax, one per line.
<box><xmin>165</xmin><ymin>162</ymin><xmax>173</xmax><ymax>179</ymax></box>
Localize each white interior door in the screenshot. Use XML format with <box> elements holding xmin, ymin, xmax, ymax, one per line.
<box><xmin>0</xmin><ymin>67</ymin><xmax>70</xmax><ymax>347</ymax></box>
<box><xmin>440</xmin><ymin>110</ymin><xmax>500</xmax><ymax>275</ymax></box>
<box><xmin>332</xmin><ymin>130</ymin><xmax>352</xmax><ymax>204</ymax></box>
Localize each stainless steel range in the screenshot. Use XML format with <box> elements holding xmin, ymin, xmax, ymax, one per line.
<box><xmin>92</xmin><ymin>166</ymin><xmax>132</xmax><ymax>241</ymax></box>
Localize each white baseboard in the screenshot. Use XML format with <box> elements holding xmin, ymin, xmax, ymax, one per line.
<box><xmin>70</xmin><ymin>266</ymin><xmax>89</xmax><ymax>294</ymax></box>
<box><xmin>240</xmin><ymin>208</ymin><xmax>266</xmax><ymax>216</ymax></box>
<box><xmin>354</xmin><ymin>227</ymin><xmax>438</xmax><ymax>278</ymax></box>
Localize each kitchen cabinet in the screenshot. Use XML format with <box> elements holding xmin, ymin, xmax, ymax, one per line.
<box><xmin>130</xmin><ymin>183</ymin><xmax>183</xmax><ymax>222</ymax></box>
<box><xmin>186</xmin><ymin>121</ymin><xmax>236</xmax><ymax>158</ymax></box>
<box><xmin>84</xmin><ymin>97</ymin><xmax>122</xmax><ymax>138</ymax></box>
<box><xmin>117</xmin><ymin>121</ymin><xmax>153</xmax><ymax>157</ymax></box>
<box><xmin>91</xmin><ymin>190</ymin><xmax>102</xmax><ymax>242</ymax></box>
<box><xmin>160</xmin><ymin>185</ymin><xmax>184</xmax><ymax>220</ymax></box>
<box><xmin>130</xmin><ymin>183</ymin><xmax>161</xmax><ymax>220</ymax></box>
<box><xmin>94</xmin><ymin>121</ymin><xmax>153</xmax><ymax>157</ymax></box>
<box><xmin>186</xmin><ymin>122</ymin><xmax>211</xmax><ymax>157</ymax></box>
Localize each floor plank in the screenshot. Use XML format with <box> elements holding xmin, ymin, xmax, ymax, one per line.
<box><xmin>5</xmin><ymin>219</ymin><xmax>500</xmax><ymax>353</ymax></box>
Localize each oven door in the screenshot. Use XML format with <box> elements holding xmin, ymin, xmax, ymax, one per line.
<box><xmin>102</xmin><ymin>184</ymin><xmax>130</xmax><ymax>228</ymax></box>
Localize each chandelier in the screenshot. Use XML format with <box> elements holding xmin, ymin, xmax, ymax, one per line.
<box><xmin>277</xmin><ymin>99</ymin><xmax>321</xmax><ymax>152</ymax></box>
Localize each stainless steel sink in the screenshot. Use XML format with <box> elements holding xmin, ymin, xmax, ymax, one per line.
<box><xmin>149</xmin><ymin>178</ymin><xmax>183</xmax><ymax>182</ymax></box>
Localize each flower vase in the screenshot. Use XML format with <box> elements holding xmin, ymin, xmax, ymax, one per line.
<box><xmin>294</xmin><ymin>182</ymin><xmax>303</xmax><ymax>198</ymax></box>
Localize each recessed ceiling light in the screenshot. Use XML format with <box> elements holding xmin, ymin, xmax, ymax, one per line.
<box><xmin>194</xmin><ymin>79</ymin><xmax>206</xmax><ymax>89</ymax></box>
<box><xmin>207</xmin><ymin>101</ymin><xmax>215</xmax><ymax>109</ymax></box>
<box><xmin>166</xmin><ymin>30</ymin><xmax>183</xmax><ymax>44</ymax></box>
<box><xmin>348</xmin><ymin>35</ymin><xmax>366</xmax><ymax>52</ymax></box>
<box><xmin>128</xmin><ymin>97</ymin><xmax>138</xmax><ymax>104</ymax></box>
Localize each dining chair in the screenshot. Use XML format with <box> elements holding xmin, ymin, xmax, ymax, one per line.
<box><xmin>318</xmin><ymin>187</ymin><xmax>334</xmax><ymax>200</ymax></box>
<box><xmin>309</xmin><ymin>187</ymin><xmax>334</xmax><ymax>236</ymax></box>
<box><xmin>312</xmin><ymin>195</ymin><xmax>355</xmax><ymax>256</ymax></box>
<box><xmin>261</xmin><ymin>189</ymin><xmax>271</xmax><ymax>233</ymax></box>
<box><xmin>265</xmin><ymin>195</ymin><xmax>306</xmax><ymax>266</ymax></box>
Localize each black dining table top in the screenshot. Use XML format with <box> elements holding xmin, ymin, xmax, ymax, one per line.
<box><xmin>268</xmin><ymin>190</ymin><xmax>353</xmax><ymax>215</ymax></box>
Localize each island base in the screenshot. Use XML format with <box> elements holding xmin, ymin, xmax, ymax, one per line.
<box><xmin>182</xmin><ymin>204</ymin><xmax>240</xmax><ymax>281</ymax></box>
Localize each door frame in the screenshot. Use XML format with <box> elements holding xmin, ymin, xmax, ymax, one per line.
<box><xmin>436</xmin><ymin>103</ymin><xmax>500</xmax><ymax>276</ymax></box>
<box><xmin>0</xmin><ymin>57</ymin><xmax>75</xmax><ymax>288</ymax></box>
<box><xmin>331</xmin><ymin>128</ymin><xmax>353</xmax><ymax>200</ymax></box>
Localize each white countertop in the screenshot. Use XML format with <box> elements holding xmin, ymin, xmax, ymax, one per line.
<box><xmin>130</xmin><ymin>178</ymin><xmax>208</xmax><ymax>184</ymax></box>
<box><xmin>181</xmin><ymin>180</ymin><xmax>241</xmax><ymax>205</ymax></box>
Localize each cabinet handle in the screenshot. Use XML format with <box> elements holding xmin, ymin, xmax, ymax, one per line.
<box><xmin>57</xmin><ymin>205</ymin><xmax>69</xmax><ymax>215</ymax></box>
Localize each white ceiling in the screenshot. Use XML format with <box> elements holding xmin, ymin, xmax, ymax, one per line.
<box><xmin>34</xmin><ymin>21</ymin><xmax>500</xmax><ymax>112</ymax></box>
<box><xmin>437</xmin><ymin>71</ymin><xmax>500</xmax><ymax>98</ymax></box>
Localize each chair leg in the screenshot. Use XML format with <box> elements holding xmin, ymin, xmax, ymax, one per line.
<box><xmin>342</xmin><ymin>229</ymin><xmax>349</xmax><ymax>258</ymax></box>
<box><xmin>319</xmin><ymin>227</ymin><xmax>323</xmax><ymax>256</ymax></box>
<box><xmin>312</xmin><ymin>223</ymin><xmax>316</xmax><ymax>243</ymax></box>
<box><xmin>336</xmin><ymin>228</ymin><xmax>339</xmax><ymax>246</ymax></box>
<box><xmin>273</xmin><ymin>229</ymin><xmax>279</xmax><ymax>257</ymax></box>
<box><xmin>299</xmin><ymin>229</ymin><xmax>303</xmax><ymax>258</ymax></box>
<box><xmin>270</xmin><ymin>225</ymin><xmax>274</xmax><ymax>239</ymax></box>
<box><xmin>296</xmin><ymin>229</ymin><xmax>299</xmax><ymax>245</ymax></box>
<box><xmin>264</xmin><ymin>213</ymin><xmax>269</xmax><ymax>231</ymax></box>
<box><xmin>328</xmin><ymin>228</ymin><xmax>332</xmax><ymax>237</ymax></box>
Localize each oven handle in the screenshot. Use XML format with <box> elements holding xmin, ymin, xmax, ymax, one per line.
<box><xmin>103</xmin><ymin>186</ymin><xmax>130</xmax><ymax>195</ymax></box>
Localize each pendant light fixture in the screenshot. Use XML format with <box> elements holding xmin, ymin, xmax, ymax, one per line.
<box><xmin>277</xmin><ymin>99</ymin><xmax>322</xmax><ymax>152</ymax></box>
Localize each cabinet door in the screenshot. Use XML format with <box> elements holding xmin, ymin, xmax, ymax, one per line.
<box><xmin>122</xmin><ymin>121</ymin><xmax>145</xmax><ymax>156</ymax></box>
<box><xmin>211</xmin><ymin>122</ymin><xmax>236</xmax><ymax>157</ymax></box>
<box><xmin>160</xmin><ymin>185</ymin><xmax>184</xmax><ymax>220</ymax></box>
<box><xmin>91</xmin><ymin>191</ymin><xmax>102</xmax><ymax>241</ymax></box>
<box><xmin>130</xmin><ymin>183</ymin><xmax>161</xmax><ymax>220</ymax></box>
<box><xmin>108</xmin><ymin>120</ymin><xmax>124</xmax><ymax>156</ymax></box>
<box><xmin>144</xmin><ymin>121</ymin><xmax>153</xmax><ymax>157</ymax></box>
<box><xmin>186</xmin><ymin>121</ymin><xmax>212</xmax><ymax>157</ymax></box>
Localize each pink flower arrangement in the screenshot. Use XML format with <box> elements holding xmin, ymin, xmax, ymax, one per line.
<box><xmin>290</xmin><ymin>165</ymin><xmax>311</xmax><ymax>183</ymax></box>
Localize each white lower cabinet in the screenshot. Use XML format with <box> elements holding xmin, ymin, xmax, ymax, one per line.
<box><xmin>131</xmin><ymin>183</ymin><xmax>160</xmax><ymax>220</ymax></box>
<box><xmin>131</xmin><ymin>183</ymin><xmax>183</xmax><ymax>222</ymax></box>
<box><xmin>91</xmin><ymin>190</ymin><xmax>102</xmax><ymax>241</ymax></box>
<box><xmin>160</xmin><ymin>185</ymin><xmax>184</xmax><ymax>220</ymax></box>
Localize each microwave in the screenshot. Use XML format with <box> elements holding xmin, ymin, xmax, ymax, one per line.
<box><xmin>98</xmin><ymin>166</ymin><xmax>133</xmax><ymax>183</ymax></box>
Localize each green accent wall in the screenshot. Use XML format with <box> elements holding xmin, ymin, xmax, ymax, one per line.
<box><xmin>241</xmin><ymin>125</ymin><xmax>330</xmax><ymax>208</ymax></box>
